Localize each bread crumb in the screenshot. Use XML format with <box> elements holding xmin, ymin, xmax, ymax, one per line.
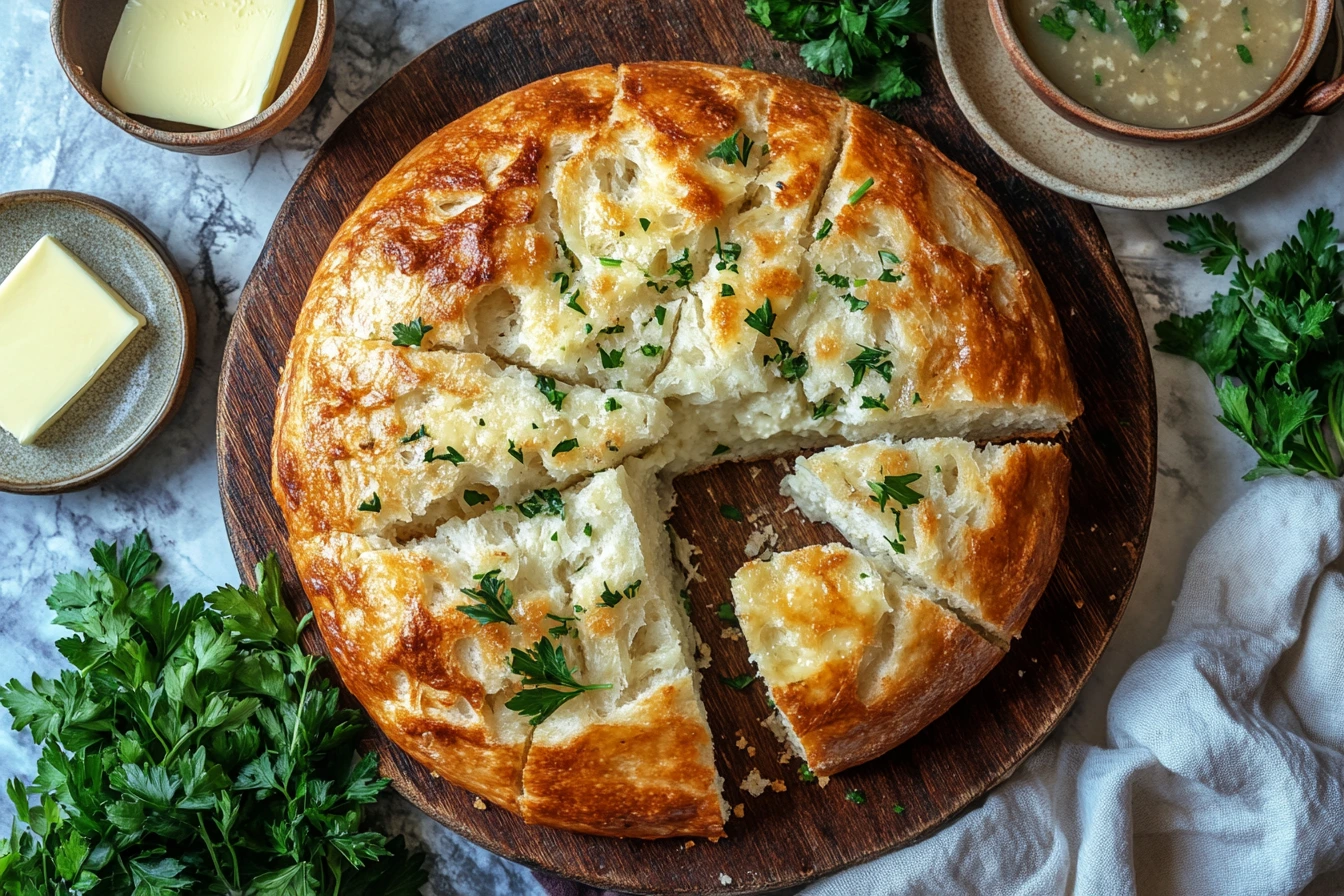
<box><xmin>736</xmin><ymin>736</ymin><xmax>748</xmax><ymax>750</ymax></box>
<box><xmin>749</xmin><ymin>467</ymin><xmax>762</xmax><ymax>479</ymax></box>
<box><xmin>770</xmin><ymin>779</ymin><xmax>787</xmax><ymax>792</ymax></box>
<box><xmin>744</xmin><ymin>524</ymin><xmax>779</xmax><ymax>560</ymax></box>
<box><xmin>748</xmin><ymin>746</ymin><xmax>757</xmax><ymax>757</ymax></box>
<box><xmin>684</xmin><ymin>840</ymin><xmax>696</xmax><ymax>849</ymax></box>
<box><xmin>733</xmin><ymin>803</ymin><xmax>745</xmax><ymax>818</ymax></box>
<box><xmin>719</xmin><ymin>873</ymin><xmax>734</xmax><ymax>885</ymax></box>
<box><xmin>473</xmin><ymin>797</ymin><xmax>487</xmax><ymax>810</ymax></box>
<box><xmin>744</xmin><ymin>529</ymin><xmax>768</xmax><ymax>558</ymax></box>
<box><xmin>1073</xmin><ymin>597</ymin><xmax>1085</xmax><ymax>608</ymax></box>
<box><xmin>1108</xmin><ymin>593</ymin><xmax>1117</xmax><ymax>601</ymax></box>
<box><xmin>1018</xmin><ymin>670</ymin><xmax>1025</xmax><ymax>677</ymax></box>
<box><xmin>773</xmin><ymin>457</ymin><xmax>791</xmax><ymax>472</ymax></box>
<box><xmin>672</xmin><ymin>532</ymin><xmax>705</xmax><ymax>584</ymax></box>
<box><xmin>817</xmin><ymin>775</ymin><xmax>831</xmax><ymax>789</ymax></box>
<box><xmin>696</xmin><ymin>640</ymin><xmax>713</xmax><ymax>670</ymax></box>
<box><xmin>740</xmin><ymin>769</ymin><xmax>770</xmax><ymax>796</ymax></box>
<box><xmin>720</xmin><ymin>627</ymin><xmax>742</xmax><ymax>641</ymax></box>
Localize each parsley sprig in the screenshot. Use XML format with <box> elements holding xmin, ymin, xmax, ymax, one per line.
<box><xmin>0</xmin><ymin>533</ymin><xmax>425</xmax><ymax>894</ymax></box>
<box><xmin>505</xmin><ymin>638</ymin><xmax>611</xmax><ymax>726</ymax></box>
<box><xmin>458</xmin><ymin>569</ymin><xmax>517</xmax><ymax>625</ymax></box>
<box><xmin>746</xmin><ymin>0</ymin><xmax>931</xmax><ymax>105</ymax></box>
<box><xmin>1155</xmin><ymin>209</ymin><xmax>1344</xmax><ymax>480</ymax></box>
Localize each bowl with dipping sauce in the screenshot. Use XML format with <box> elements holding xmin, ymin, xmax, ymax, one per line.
<box><xmin>990</xmin><ymin>0</ymin><xmax>1344</xmax><ymax>141</ymax></box>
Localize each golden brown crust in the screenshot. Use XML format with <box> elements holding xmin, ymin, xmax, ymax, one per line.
<box><xmin>520</xmin><ymin>678</ymin><xmax>725</xmax><ymax>839</ymax></box>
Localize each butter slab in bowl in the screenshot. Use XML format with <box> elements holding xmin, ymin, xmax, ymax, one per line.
<box><xmin>0</xmin><ymin>191</ymin><xmax>195</xmax><ymax>494</ymax></box>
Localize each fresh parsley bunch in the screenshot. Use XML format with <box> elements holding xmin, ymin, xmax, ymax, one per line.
<box><xmin>745</xmin><ymin>0</ymin><xmax>931</xmax><ymax>105</ymax></box>
<box><xmin>1156</xmin><ymin>209</ymin><xmax>1344</xmax><ymax>480</ymax></box>
<box><xmin>0</xmin><ymin>533</ymin><xmax>426</xmax><ymax>895</ymax></box>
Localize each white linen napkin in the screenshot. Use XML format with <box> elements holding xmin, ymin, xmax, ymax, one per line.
<box><xmin>804</xmin><ymin>474</ymin><xmax>1344</xmax><ymax>896</ymax></box>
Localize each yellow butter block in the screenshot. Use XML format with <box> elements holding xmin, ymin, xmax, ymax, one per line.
<box><xmin>102</xmin><ymin>0</ymin><xmax>306</xmax><ymax>131</ymax></box>
<box><xmin>0</xmin><ymin>236</ymin><xmax>147</xmax><ymax>445</ymax></box>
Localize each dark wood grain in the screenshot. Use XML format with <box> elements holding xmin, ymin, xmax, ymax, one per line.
<box><xmin>216</xmin><ymin>1</ymin><xmax>1156</xmax><ymax>892</ymax></box>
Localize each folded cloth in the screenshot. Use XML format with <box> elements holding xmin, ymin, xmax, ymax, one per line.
<box><xmin>535</xmin><ymin>476</ymin><xmax>1344</xmax><ymax>896</ymax></box>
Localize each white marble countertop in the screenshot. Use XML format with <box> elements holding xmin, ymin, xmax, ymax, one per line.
<box><xmin>1</xmin><ymin>1</ymin><xmax>1341</xmax><ymax>892</ymax></box>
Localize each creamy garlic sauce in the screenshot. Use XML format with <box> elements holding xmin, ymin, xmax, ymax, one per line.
<box><xmin>1011</xmin><ymin>0</ymin><xmax>1306</xmax><ymax>128</ymax></box>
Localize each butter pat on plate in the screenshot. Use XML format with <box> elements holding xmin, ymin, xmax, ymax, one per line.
<box><xmin>102</xmin><ymin>0</ymin><xmax>306</xmax><ymax>130</ymax></box>
<box><xmin>0</xmin><ymin>236</ymin><xmax>146</xmax><ymax>445</ymax></box>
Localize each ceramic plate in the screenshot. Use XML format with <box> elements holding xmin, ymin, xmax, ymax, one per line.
<box><xmin>0</xmin><ymin>191</ymin><xmax>195</xmax><ymax>494</ymax></box>
<box><xmin>934</xmin><ymin>0</ymin><xmax>1344</xmax><ymax>210</ymax></box>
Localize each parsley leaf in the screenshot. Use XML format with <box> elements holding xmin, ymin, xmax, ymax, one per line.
<box><xmin>506</xmin><ymin>637</ymin><xmax>611</xmax><ymax>725</ymax></box>
<box><xmin>600</xmin><ymin>345</ymin><xmax>626</xmax><ymax>369</ymax></box>
<box><xmin>640</xmin><ymin>344</ymin><xmax>664</xmax><ymax>357</ymax></box>
<box><xmin>708</xmin><ymin>129</ymin><xmax>756</xmax><ymax>166</ymax></box>
<box><xmin>507</xmin><ymin>439</ymin><xmax>525</xmax><ymax>463</ymax></box>
<box><xmin>1066</xmin><ymin>0</ymin><xmax>1107</xmax><ymax>30</ymax></box>
<box><xmin>719</xmin><ymin>673</ymin><xmax>756</xmax><ymax>689</ymax></box>
<box><xmin>1115</xmin><ymin>0</ymin><xmax>1181</xmax><ymax>53</ymax></box>
<box><xmin>845</xmin><ymin>788</ymin><xmax>867</xmax><ymax>804</ymax></box>
<box><xmin>399</xmin><ymin>424</ymin><xmax>429</xmax><ymax>443</ymax></box>
<box><xmin>552</xmin><ymin>438</ymin><xmax>580</xmax><ymax>456</ymax></box>
<box><xmin>720</xmin><ymin>504</ymin><xmax>745</xmax><ymax>521</ymax></box>
<box><xmin>605</xmin><ymin>397</ymin><xmax>622</xmax><ymax>411</ymax></box>
<box><xmin>358</xmin><ymin>493</ymin><xmax>381</xmax><ymax>512</ymax></box>
<box><xmin>847</xmin><ymin>344</ymin><xmax>894</xmax><ymax>387</ymax></box>
<box><xmin>517</xmin><ymin>488</ymin><xmax>565</xmax><ymax>519</ymax></box>
<box><xmin>869</xmin><ymin>473</ymin><xmax>924</xmax><ymax>511</ymax></box>
<box><xmin>745</xmin><ymin>299</ymin><xmax>778</xmax><ymax>336</ymax></box>
<box><xmin>535</xmin><ymin>375</ymin><xmax>567</xmax><ymax>411</ymax></box>
<box><xmin>717</xmin><ymin>602</ymin><xmax>739</xmax><ymax>624</ymax></box>
<box><xmin>391</xmin><ymin>317</ymin><xmax>433</xmax><ymax>347</ymax></box>
<box><xmin>713</xmin><ymin>443</ymin><xmax>732</xmax><ymax>456</ymax></box>
<box><xmin>0</xmin><ymin>534</ymin><xmax>426</xmax><ymax>892</ymax></box>
<box><xmin>815</xmin><ymin>218</ymin><xmax>833</xmax><ymax>240</ymax></box>
<box><xmin>458</xmin><ymin>569</ymin><xmax>516</xmax><ymax>625</ymax></box>
<box><xmin>464</xmin><ymin>489</ymin><xmax>491</xmax><ymax>506</ymax></box>
<box><xmin>1156</xmin><ymin>209</ymin><xmax>1344</xmax><ymax>480</ymax></box>
<box><xmin>1039</xmin><ymin>6</ymin><xmax>1075</xmax><ymax>40</ymax></box>
<box><xmin>764</xmin><ymin>338</ymin><xmax>810</xmax><ymax>382</ymax></box>
<box><xmin>599</xmin><ymin>580</ymin><xmax>643</xmax><ymax>608</ymax></box>
<box><xmin>1237</xmin><ymin>43</ymin><xmax>1253</xmax><ymax>64</ymax></box>
<box><xmin>424</xmin><ymin>445</ymin><xmax>466</xmax><ymax>465</ymax></box>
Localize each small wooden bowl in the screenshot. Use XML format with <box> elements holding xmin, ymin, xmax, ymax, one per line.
<box><xmin>988</xmin><ymin>0</ymin><xmax>1344</xmax><ymax>142</ymax></box>
<box><xmin>49</xmin><ymin>0</ymin><xmax>334</xmax><ymax>155</ymax></box>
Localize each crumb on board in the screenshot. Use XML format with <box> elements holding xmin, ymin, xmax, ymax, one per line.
<box><xmin>1018</xmin><ymin>670</ymin><xmax>1025</xmax><ymax>677</ymax></box>
<box><xmin>744</xmin><ymin>524</ymin><xmax>779</xmax><ymax>560</ymax></box>
<box><xmin>684</xmin><ymin>840</ymin><xmax>696</xmax><ymax>850</ymax></box>
<box><xmin>749</xmin><ymin>467</ymin><xmax>762</xmax><ymax>479</ymax></box>
<box><xmin>696</xmin><ymin>640</ymin><xmax>713</xmax><ymax>669</ymax></box>
<box><xmin>773</xmin><ymin>457</ymin><xmax>791</xmax><ymax>472</ymax></box>
<box><xmin>672</xmin><ymin>532</ymin><xmax>705</xmax><ymax>584</ymax></box>
<box><xmin>736</xmin><ymin>735</ymin><xmax>748</xmax><ymax>750</ymax></box>
<box><xmin>719</xmin><ymin>873</ymin><xmax>734</xmax><ymax>885</ymax></box>
<box><xmin>472</xmin><ymin>797</ymin><xmax>487</xmax><ymax>810</ymax></box>
<box><xmin>733</xmin><ymin>803</ymin><xmax>745</xmax><ymax>818</ymax></box>
<box><xmin>720</xmin><ymin>627</ymin><xmax>742</xmax><ymax>641</ymax></box>
<box><xmin>748</xmin><ymin>746</ymin><xmax>756</xmax><ymax>757</ymax></box>
<box><xmin>770</xmin><ymin>779</ymin><xmax>787</xmax><ymax>793</ymax></box>
<box><xmin>817</xmin><ymin>775</ymin><xmax>831</xmax><ymax>789</ymax></box>
<box><xmin>740</xmin><ymin>769</ymin><xmax>769</xmax><ymax>796</ymax></box>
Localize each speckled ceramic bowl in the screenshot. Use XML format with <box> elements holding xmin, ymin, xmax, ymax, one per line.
<box><xmin>0</xmin><ymin>191</ymin><xmax>195</xmax><ymax>494</ymax></box>
<box><xmin>933</xmin><ymin>0</ymin><xmax>1344</xmax><ymax>209</ymax></box>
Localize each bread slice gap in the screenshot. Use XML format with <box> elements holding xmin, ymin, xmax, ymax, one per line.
<box><xmin>272</xmin><ymin>334</ymin><xmax>672</xmax><ymax>541</ymax></box>
<box><xmin>519</xmin><ymin>463</ymin><xmax>727</xmax><ymax>838</ymax></box>
<box><xmin>730</xmin><ymin>543</ymin><xmax>1003</xmax><ymax>777</ymax></box>
<box><xmin>780</xmin><ymin>436</ymin><xmax>1071</xmax><ymax>643</ymax></box>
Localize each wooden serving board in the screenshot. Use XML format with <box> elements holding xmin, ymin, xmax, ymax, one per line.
<box><xmin>217</xmin><ymin>0</ymin><xmax>1157</xmax><ymax>892</ymax></box>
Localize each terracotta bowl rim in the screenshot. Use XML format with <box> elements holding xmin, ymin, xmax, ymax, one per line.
<box><xmin>987</xmin><ymin>0</ymin><xmax>1334</xmax><ymax>143</ymax></box>
<box><xmin>48</xmin><ymin>0</ymin><xmax>334</xmax><ymax>151</ymax></box>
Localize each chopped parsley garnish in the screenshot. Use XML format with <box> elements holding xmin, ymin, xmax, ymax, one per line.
<box><xmin>722</xmin><ymin>282</ymin><xmax>736</xmax><ymax>297</ymax></box>
<box><xmin>1094</xmin><ymin>72</ymin><xmax>1103</xmax><ymax>86</ymax></box>
<box><xmin>742</xmin><ymin>57</ymin><xmax>756</xmax><ymax>69</ymax></box>
<box><xmin>719</xmin><ymin>673</ymin><xmax>756</xmax><ymax>690</ymax></box>
<box><xmin>720</xmin><ymin>504</ymin><xmax>745</xmax><ymax>521</ymax></box>
<box><xmin>815</xmin><ymin>218</ymin><xmax>833</xmax><ymax>240</ymax></box>
<box><xmin>815</xmin><ymin>263</ymin><xmax>850</xmax><ymax>289</ymax></box>
<box><xmin>845</xmin><ymin>789</ymin><xmax>867</xmax><ymax>805</ymax></box>
<box><xmin>869</xmin><ymin>473</ymin><xmax>924</xmax><ymax>512</ymax></box>
<box><xmin>715</xmin><ymin>229</ymin><xmax>743</xmax><ymax>272</ymax></box>
<box><xmin>912</xmin><ymin>392</ymin><xmax>922</xmax><ymax>404</ymax></box>
<box><xmin>1241</xmin><ymin>5</ymin><xmax>1251</xmax><ymax>31</ymax></box>
<box><xmin>680</xmin><ymin>589</ymin><xmax>693</xmax><ymax>615</ymax></box>
<box><xmin>1066</xmin><ymin>0</ymin><xmax>1108</xmax><ymax>30</ymax></box>
<box><xmin>599</xmin><ymin>257</ymin><xmax>623</xmax><ymax>267</ymax></box>
<box><xmin>547</xmin><ymin>613</ymin><xmax>578</xmax><ymax>639</ymax></box>
<box><xmin>666</xmin><ymin>248</ymin><xmax>694</xmax><ymax>288</ymax></box>
<box><xmin>708</xmin><ymin>129</ymin><xmax>756</xmax><ymax>166</ymax></box>
<box><xmin>764</xmin><ymin>338</ymin><xmax>809</xmax><ymax>382</ymax></box>
<box><xmin>604</xmin><ymin>397</ymin><xmax>622</xmax><ymax>411</ymax></box>
<box><xmin>1155</xmin><ymin>209</ymin><xmax>1344</xmax><ymax>479</ymax></box>
<box><xmin>584</xmin><ymin>523</ymin><xmax>593</xmax><ymax>536</ymax></box>
<box><xmin>717</xmin><ymin>602</ymin><xmax>739</xmax><ymax>624</ymax></box>
<box><xmin>464</xmin><ymin>490</ymin><xmax>491</xmax><ymax>506</ymax></box>
<box><xmin>535</xmin><ymin>375</ymin><xmax>567</xmax><ymax>411</ymax></box>
<box><xmin>424</xmin><ymin>445</ymin><xmax>466</xmax><ymax>465</ymax></box>
<box><xmin>1115</xmin><ymin>0</ymin><xmax>1181</xmax><ymax>53</ymax></box>
<box><xmin>399</xmin><ymin>424</ymin><xmax>430</xmax><ymax>443</ymax></box>
<box><xmin>552</xmin><ymin>438</ymin><xmax>580</xmax><ymax>456</ymax></box>
<box><xmin>640</xmin><ymin>344</ymin><xmax>664</xmax><ymax>357</ymax></box>
<box><xmin>845</xmin><ymin>294</ymin><xmax>869</xmax><ymax>312</ymax></box>
<box><xmin>391</xmin><ymin>317</ymin><xmax>433</xmax><ymax>347</ymax></box>
<box><xmin>1236</xmin><ymin>44</ymin><xmax>1253</xmax><ymax>64</ymax></box>
<box><xmin>893</xmin><ymin>803</ymin><xmax>906</xmax><ymax>814</ymax></box>
<box><xmin>552</xmin><ymin>270</ymin><xmax>571</xmax><ymax>292</ymax></box>
<box><xmin>847</xmin><ymin>177</ymin><xmax>874</xmax><ymax>205</ymax></box>
<box><xmin>599</xmin><ymin>324</ymin><xmax>626</xmax><ymax>335</ymax></box>
<box><xmin>640</xmin><ymin>217</ymin><xmax>651</xmax><ymax>231</ymax></box>
<box><xmin>861</xmin><ymin>395</ymin><xmax>889</xmax><ymax>411</ymax></box>
<box><xmin>457</xmin><ymin>569</ymin><xmax>516</xmax><ymax>625</ymax></box>
<box><xmin>600</xmin><ymin>580</ymin><xmax>642</xmax><ymax>608</ymax></box>
<box><xmin>1039</xmin><ymin>6</ymin><xmax>1076</xmax><ymax>40</ymax></box>
<box><xmin>517</xmin><ymin>488</ymin><xmax>565</xmax><ymax>519</ymax></box>
<box><xmin>507</xmin><ymin>439</ymin><xmax>525</xmax><ymax>463</ymax></box>
<box><xmin>506</xmin><ymin>637</ymin><xmax>612</xmax><ymax>725</ymax></box>
<box><xmin>878</xmin><ymin>249</ymin><xmax>904</xmax><ymax>282</ymax></box>
<box><xmin>812</xmin><ymin>399</ymin><xmax>837</xmax><ymax>419</ymax></box>
<box><xmin>847</xmin><ymin>344</ymin><xmax>893</xmax><ymax>387</ymax></box>
<box><xmin>564</xmin><ymin>290</ymin><xmax>586</xmax><ymax>315</ymax></box>
<box><xmin>713</xmin><ymin>443</ymin><xmax>731</xmax><ymax>456</ymax></box>
<box><xmin>358</xmin><ymin>493</ymin><xmax>381</xmax><ymax>512</ymax></box>
<box><xmin>654</xmin><ymin>304</ymin><xmax>667</xmax><ymax>325</ymax></box>
<box><xmin>745</xmin><ymin>298</ymin><xmax>777</xmax><ymax>336</ymax></box>
<box><xmin>798</xmin><ymin>763</ymin><xmax>818</xmax><ymax>783</ymax></box>
<box><xmin>600</xmin><ymin>345</ymin><xmax>625</xmax><ymax>369</ymax></box>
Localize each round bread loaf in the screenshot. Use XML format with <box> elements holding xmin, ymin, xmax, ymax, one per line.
<box><xmin>272</xmin><ymin>61</ymin><xmax>1082</xmax><ymax>839</ymax></box>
